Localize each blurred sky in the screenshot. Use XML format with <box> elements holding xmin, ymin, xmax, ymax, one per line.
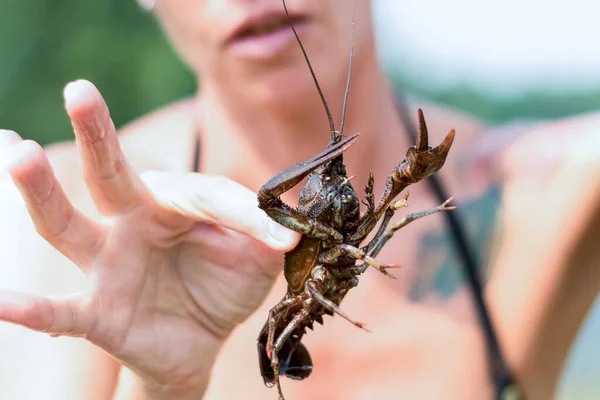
<box><xmin>373</xmin><ymin>0</ymin><xmax>600</xmax><ymax>96</ymax></box>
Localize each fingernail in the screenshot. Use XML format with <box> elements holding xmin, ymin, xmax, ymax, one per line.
<box><xmin>63</xmin><ymin>80</ymin><xmax>105</xmax><ymax>140</ymax></box>
<box><xmin>2</xmin><ymin>140</ymin><xmax>35</xmax><ymax>173</ymax></box>
<box><xmin>0</xmin><ymin>130</ymin><xmax>21</xmax><ymax>147</ymax></box>
<box><xmin>63</xmin><ymin>80</ymin><xmax>94</xmax><ymax>111</ymax></box>
<box><xmin>0</xmin><ymin>131</ymin><xmax>20</xmax><ymax>174</ymax></box>
<box><xmin>268</xmin><ymin>220</ymin><xmax>298</xmax><ymax>246</ymax></box>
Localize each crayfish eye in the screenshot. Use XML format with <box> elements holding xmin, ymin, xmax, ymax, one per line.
<box><xmin>298</xmin><ymin>174</ymin><xmax>323</xmax><ymax>205</ymax></box>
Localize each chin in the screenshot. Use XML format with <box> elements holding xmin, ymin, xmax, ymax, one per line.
<box><xmin>253</xmin><ymin>62</ymin><xmax>331</xmax><ymax>111</ymax></box>
<box><xmin>270</xmin><ymin>58</ymin><xmax>354</xmax><ymax>119</ymax></box>
<box><xmin>217</xmin><ymin>37</ymin><xmax>347</xmax><ymax>115</ymax></box>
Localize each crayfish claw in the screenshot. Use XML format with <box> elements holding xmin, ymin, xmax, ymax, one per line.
<box><xmin>416</xmin><ymin>108</ymin><xmax>429</xmax><ymax>151</ymax></box>
<box><xmin>433</xmin><ymin>128</ymin><xmax>456</xmax><ymax>159</ymax></box>
<box><xmin>401</xmin><ymin>112</ymin><xmax>456</xmax><ymax>181</ymax></box>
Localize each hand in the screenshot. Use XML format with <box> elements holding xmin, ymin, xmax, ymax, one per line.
<box><xmin>0</xmin><ymin>80</ymin><xmax>301</xmax><ymax>398</ymax></box>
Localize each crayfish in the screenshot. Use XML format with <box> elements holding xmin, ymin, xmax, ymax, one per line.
<box><xmin>256</xmin><ymin>1</ymin><xmax>456</xmax><ymax>399</ymax></box>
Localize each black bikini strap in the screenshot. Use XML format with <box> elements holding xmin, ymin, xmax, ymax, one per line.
<box><xmin>395</xmin><ymin>95</ymin><xmax>522</xmax><ymax>400</ymax></box>
<box><xmin>191</xmin><ymin>133</ymin><xmax>201</xmax><ymax>173</ymax></box>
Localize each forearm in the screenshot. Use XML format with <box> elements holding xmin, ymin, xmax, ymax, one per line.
<box><xmin>527</xmin><ymin>185</ymin><xmax>600</xmax><ymax>393</ymax></box>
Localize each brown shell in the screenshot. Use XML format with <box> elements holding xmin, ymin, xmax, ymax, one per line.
<box><xmin>284</xmin><ymin>236</ymin><xmax>321</xmax><ymax>295</ymax></box>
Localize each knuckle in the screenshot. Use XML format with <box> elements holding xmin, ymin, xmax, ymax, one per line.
<box><xmin>24</xmin><ymin>298</ymin><xmax>55</xmax><ymax>333</ymax></box>
<box><xmin>34</xmin><ymin>202</ymin><xmax>73</xmax><ymax>244</ymax></box>
<box><xmin>35</xmin><ymin>221</ymin><xmax>67</xmax><ymax>244</ymax></box>
<box><xmin>35</xmin><ymin>175</ymin><xmax>58</xmax><ymax>206</ymax></box>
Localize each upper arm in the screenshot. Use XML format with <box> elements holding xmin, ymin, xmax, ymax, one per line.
<box><xmin>486</xmin><ymin>112</ymin><xmax>600</xmax><ymax>398</ymax></box>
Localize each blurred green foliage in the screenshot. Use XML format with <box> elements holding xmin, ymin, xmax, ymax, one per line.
<box><xmin>1</xmin><ymin>1</ymin><xmax>600</xmax><ymax>146</ymax></box>
<box><xmin>0</xmin><ymin>0</ymin><xmax>195</xmax><ymax>146</ymax></box>
<box><xmin>394</xmin><ymin>75</ymin><xmax>600</xmax><ymax>124</ymax></box>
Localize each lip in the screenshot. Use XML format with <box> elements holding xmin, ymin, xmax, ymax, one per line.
<box><xmin>225</xmin><ymin>8</ymin><xmax>310</xmax><ymax>59</ymax></box>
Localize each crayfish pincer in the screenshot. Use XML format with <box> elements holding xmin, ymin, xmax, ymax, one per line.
<box><xmin>255</xmin><ymin>1</ymin><xmax>456</xmax><ymax>399</ymax></box>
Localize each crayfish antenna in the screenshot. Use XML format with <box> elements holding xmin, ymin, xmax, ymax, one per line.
<box><xmin>307</xmin><ymin>283</ymin><xmax>371</xmax><ymax>332</ymax></box>
<box><xmin>339</xmin><ymin>0</ymin><xmax>356</xmax><ymax>138</ymax></box>
<box><xmin>282</xmin><ymin>0</ymin><xmax>336</xmax><ymax>138</ymax></box>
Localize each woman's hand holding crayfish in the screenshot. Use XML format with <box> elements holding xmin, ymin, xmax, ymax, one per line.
<box><xmin>0</xmin><ymin>80</ymin><xmax>301</xmax><ymax>399</ymax></box>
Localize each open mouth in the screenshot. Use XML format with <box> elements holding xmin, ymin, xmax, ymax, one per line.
<box><xmin>229</xmin><ymin>13</ymin><xmax>309</xmax><ymax>44</ymax></box>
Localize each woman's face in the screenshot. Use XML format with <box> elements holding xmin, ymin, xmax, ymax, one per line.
<box><xmin>149</xmin><ymin>0</ymin><xmax>373</xmax><ymax>104</ymax></box>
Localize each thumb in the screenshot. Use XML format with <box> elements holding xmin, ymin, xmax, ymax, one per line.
<box><xmin>141</xmin><ymin>171</ymin><xmax>301</xmax><ymax>251</ymax></box>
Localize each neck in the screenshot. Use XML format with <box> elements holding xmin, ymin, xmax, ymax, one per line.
<box><xmin>193</xmin><ymin>51</ymin><xmax>415</xmax><ymax>204</ymax></box>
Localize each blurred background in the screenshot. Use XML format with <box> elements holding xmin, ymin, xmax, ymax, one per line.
<box><xmin>0</xmin><ymin>0</ymin><xmax>598</xmax><ymax>398</ymax></box>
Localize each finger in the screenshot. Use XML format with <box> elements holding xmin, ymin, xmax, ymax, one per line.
<box><xmin>64</xmin><ymin>80</ymin><xmax>148</xmax><ymax>215</ymax></box>
<box><xmin>141</xmin><ymin>171</ymin><xmax>301</xmax><ymax>251</ymax></box>
<box><xmin>0</xmin><ymin>290</ymin><xmax>94</xmax><ymax>337</ymax></box>
<box><xmin>0</xmin><ymin>129</ymin><xmax>21</xmax><ymax>148</ymax></box>
<box><xmin>8</xmin><ymin>140</ymin><xmax>106</xmax><ymax>269</ymax></box>
<box><xmin>0</xmin><ymin>130</ymin><xmax>22</xmax><ymax>180</ymax></box>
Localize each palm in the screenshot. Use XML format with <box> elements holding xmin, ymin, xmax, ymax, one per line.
<box><xmin>0</xmin><ymin>80</ymin><xmax>298</xmax><ymax>389</ymax></box>
<box><xmin>98</xmin><ymin>215</ymin><xmax>282</xmax><ymax>378</ymax></box>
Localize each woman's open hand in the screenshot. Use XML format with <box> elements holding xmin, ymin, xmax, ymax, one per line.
<box><xmin>0</xmin><ymin>80</ymin><xmax>300</xmax><ymax>399</ymax></box>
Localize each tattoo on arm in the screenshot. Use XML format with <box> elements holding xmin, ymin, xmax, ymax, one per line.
<box><xmin>409</xmin><ymin>185</ymin><xmax>502</xmax><ymax>301</ymax></box>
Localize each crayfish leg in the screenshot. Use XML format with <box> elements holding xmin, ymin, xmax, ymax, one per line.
<box><xmin>369</xmin><ymin>197</ymin><xmax>456</xmax><ymax>258</ymax></box>
<box><xmin>306</xmin><ymin>282</ymin><xmax>370</xmax><ymax>332</ymax></box>
<box><xmin>270</xmin><ymin>308</ymin><xmax>312</xmax><ymax>400</ymax></box>
<box><xmin>266</xmin><ymin>293</ymin><xmax>310</xmax><ymax>359</ymax></box>
<box><xmin>319</xmin><ymin>244</ymin><xmax>399</xmax><ymax>279</ymax></box>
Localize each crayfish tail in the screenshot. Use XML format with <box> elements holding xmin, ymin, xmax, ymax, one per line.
<box><xmin>257</xmin><ymin>323</ymin><xmax>314</xmax><ymax>386</ymax></box>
